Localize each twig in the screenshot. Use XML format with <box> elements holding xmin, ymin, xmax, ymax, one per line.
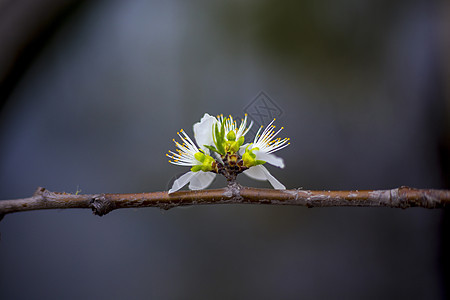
<box><xmin>0</xmin><ymin>185</ymin><xmax>449</xmax><ymax>220</ymax></box>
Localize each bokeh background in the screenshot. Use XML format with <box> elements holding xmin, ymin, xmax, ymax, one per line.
<box><xmin>1</xmin><ymin>0</ymin><xmax>449</xmax><ymax>299</ymax></box>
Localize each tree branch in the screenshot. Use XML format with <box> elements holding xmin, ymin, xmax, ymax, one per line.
<box><xmin>0</xmin><ymin>185</ymin><xmax>449</xmax><ymax>220</ymax></box>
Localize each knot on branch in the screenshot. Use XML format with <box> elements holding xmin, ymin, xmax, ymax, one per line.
<box><xmin>224</xmin><ymin>181</ymin><xmax>243</xmax><ymax>202</ymax></box>
<box><xmin>33</xmin><ymin>187</ymin><xmax>59</xmax><ymax>202</ymax></box>
<box><xmin>33</xmin><ymin>187</ymin><xmax>48</xmax><ymax>201</ymax></box>
<box><xmin>90</xmin><ymin>195</ymin><xmax>115</xmax><ymax>216</ymax></box>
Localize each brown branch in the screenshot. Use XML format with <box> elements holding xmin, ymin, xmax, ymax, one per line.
<box><xmin>0</xmin><ymin>185</ymin><xmax>449</xmax><ymax>220</ymax></box>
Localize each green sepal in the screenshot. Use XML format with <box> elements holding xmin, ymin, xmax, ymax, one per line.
<box><xmin>191</xmin><ymin>153</ymin><xmax>215</xmax><ymax>172</ymax></box>
<box><xmin>237</xmin><ymin>136</ymin><xmax>245</xmax><ymax>147</ymax></box>
<box><xmin>242</xmin><ymin>144</ymin><xmax>265</xmax><ymax>167</ymax></box>
<box><xmin>191</xmin><ymin>165</ymin><xmax>203</xmax><ymax>172</ymax></box>
<box><xmin>229</xmin><ymin>136</ymin><xmax>245</xmax><ymax>153</ymax></box>
<box><xmin>214</xmin><ymin>123</ymin><xmax>220</xmax><ymax>142</ymax></box>
<box><xmin>242</xmin><ymin>151</ymin><xmax>255</xmax><ymax>167</ymax></box>
<box><xmin>220</xmin><ymin>121</ymin><xmax>225</xmax><ymax>140</ymax></box>
<box><xmin>204</xmin><ymin>145</ymin><xmax>220</xmax><ymax>154</ymax></box>
<box><xmin>213</xmin><ymin>123</ymin><xmax>225</xmax><ymax>155</ymax></box>
<box><xmin>194</xmin><ymin>152</ymin><xmax>206</xmax><ymax>162</ymax></box>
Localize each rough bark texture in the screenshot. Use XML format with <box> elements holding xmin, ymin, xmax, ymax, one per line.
<box><xmin>0</xmin><ymin>186</ymin><xmax>449</xmax><ymax>220</ymax></box>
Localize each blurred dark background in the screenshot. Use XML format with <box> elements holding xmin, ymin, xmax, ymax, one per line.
<box><xmin>0</xmin><ymin>0</ymin><xmax>449</xmax><ymax>299</ymax></box>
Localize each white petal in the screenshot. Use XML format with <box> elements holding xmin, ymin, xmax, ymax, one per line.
<box><xmin>189</xmin><ymin>172</ymin><xmax>216</xmax><ymax>190</ymax></box>
<box><xmin>260</xmin><ymin>165</ymin><xmax>286</xmax><ymax>189</ymax></box>
<box><xmin>243</xmin><ymin>165</ymin><xmax>268</xmax><ymax>181</ymax></box>
<box><xmin>168</xmin><ymin>171</ymin><xmax>196</xmax><ymax>194</ymax></box>
<box><xmin>193</xmin><ymin>113</ymin><xmax>217</xmax><ymax>153</ymax></box>
<box><xmin>255</xmin><ymin>151</ymin><xmax>285</xmax><ymax>168</ymax></box>
<box><xmin>243</xmin><ymin>165</ymin><xmax>286</xmax><ymax>189</ymax></box>
<box><xmin>239</xmin><ymin>143</ymin><xmax>250</xmax><ymax>155</ymax></box>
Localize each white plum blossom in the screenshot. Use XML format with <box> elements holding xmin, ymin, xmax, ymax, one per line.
<box><xmin>167</xmin><ymin>117</ymin><xmax>217</xmax><ymax>194</ymax></box>
<box><xmin>166</xmin><ymin>113</ymin><xmax>289</xmax><ymax>193</ymax></box>
<box><xmin>240</xmin><ymin>119</ymin><xmax>290</xmax><ymax>189</ymax></box>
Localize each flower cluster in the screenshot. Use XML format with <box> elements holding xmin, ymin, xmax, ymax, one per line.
<box><xmin>166</xmin><ymin>113</ymin><xmax>290</xmax><ymax>193</ymax></box>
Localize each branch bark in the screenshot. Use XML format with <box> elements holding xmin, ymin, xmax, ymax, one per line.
<box><xmin>0</xmin><ymin>185</ymin><xmax>449</xmax><ymax>220</ymax></box>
